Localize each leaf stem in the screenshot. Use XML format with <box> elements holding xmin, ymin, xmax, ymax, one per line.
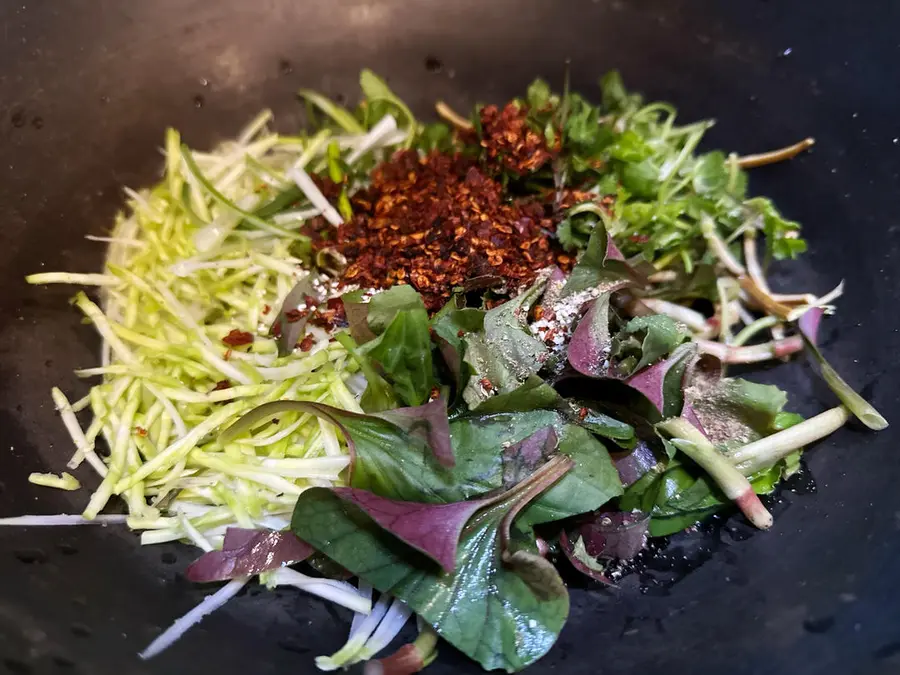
<box><xmin>434</xmin><ymin>101</ymin><xmax>473</xmax><ymax>131</ymax></box>
<box><xmin>727</xmin><ymin>406</ymin><xmax>851</xmax><ymax>474</ymax></box>
<box><xmin>658</xmin><ymin>417</ymin><xmax>773</xmax><ymax>529</ymax></box>
<box><xmin>498</xmin><ymin>454</ymin><xmax>574</xmax><ymax>552</ymax></box>
<box><xmin>737</xmin><ymin>137</ymin><xmax>815</xmax><ymax>168</ymax></box>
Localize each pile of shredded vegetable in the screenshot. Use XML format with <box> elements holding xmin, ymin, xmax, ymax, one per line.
<box><xmin>3</xmin><ymin>70</ymin><xmax>889</xmax><ymax>675</ymax></box>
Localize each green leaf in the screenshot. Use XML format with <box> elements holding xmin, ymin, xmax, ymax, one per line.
<box><xmin>333</xmin><ymin>332</ymin><xmax>398</xmax><ymax>412</ymax></box>
<box><xmin>688</xmin><ymin>378</ymin><xmax>789</xmax><ymax>450</ymax></box>
<box><xmin>743</xmin><ymin>197</ymin><xmax>807</xmax><ymax>261</ymax></box>
<box><xmin>608</xmin><ymin>130</ymin><xmax>654</xmax><ymax>163</ymax></box>
<box><xmin>473</xmin><ymin>376</ymin><xmax>561</xmax><ymax>414</ymax></box>
<box><xmin>692</xmin><ymin>151</ymin><xmax>729</xmax><ymax>196</ymax></box>
<box><xmin>613</xmin><ymin>314</ymin><xmax>691</xmax><ymax>375</ymax></box>
<box><xmin>291</xmin><ymin>488</ymin><xmax>569</xmax><ymax>672</ymax></box>
<box><xmin>618</xmin><ymin>159</ymin><xmax>660</xmax><ymax>199</ymax></box>
<box><xmin>599</xmin><ymin>70</ymin><xmax>641</xmax><ymax>114</ymax></box>
<box><xmin>526</xmin><ymin>78</ymin><xmax>552</xmax><ymax>110</ymax></box>
<box><xmin>462</xmin><ymin>276</ymin><xmax>550</xmax><ymax>406</ymax></box>
<box><xmin>431</xmin><ymin>307</ymin><xmax>485</xmax><ymax>394</ymax></box>
<box><xmin>367</xmin><ymin>285</ymin><xmax>427</xmax><ymax>334</ymax></box>
<box><xmin>367</xmin><ymin>308</ymin><xmax>434</xmax><ymax>407</ymax></box>
<box><xmin>568</xmin><ymin>401</ymin><xmax>636</xmax><ymax>443</ymax></box>
<box><xmin>297</xmin><ymin>89</ymin><xmax>365</xmax><ymax>134</ymax></box>
<box><xmin>563</xmin><ymin>223</ymin><xmax>633</xmax><ymax>295</ymax></box>
<box><xmin>359</xmin><ymin>69</ymin><xmax>415</xmax><ymax>134</ymax></box>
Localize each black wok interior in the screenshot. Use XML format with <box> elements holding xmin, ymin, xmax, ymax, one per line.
<box><xmin>1</xmin><ymin>2</ymin><xmax>899</xmax><ymax>674</ymax></box>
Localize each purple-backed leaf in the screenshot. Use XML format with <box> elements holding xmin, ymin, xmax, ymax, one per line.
<box><xmin>579</xmin><ymin>511</ymin><xmax>650</xmax><ymax>561</ymax></box>
<box><xmin>559</xmin><ymin>529</ymin><xmax>614</xmax><ymax>585</ymax></box>
<box><xmin>332</xmin><ymin>487</ymin><xmax>488</xmax><ymax>572</ymax></box>
<box><xmin>606</xmin><ymin>237</ymin><xmax>626</xmax><ymax>262</ymax></box>
<box><xmin>623</xmin><ymin>343</ymin><xmax>695</xmax><ymax>416</ymax></box>
<box><xmin>567</xmin><ymin>294</ymin><xmax>612</xmax><ymax>378</ymax></box>
<box><xmin>681</xmin><ymin>402</ymin><xmax>711</xmax><ymax>439</ymax></box>
<box><xmin>611</xmin><ymin>440</ymin><xmax>659</xmax><ymax>487</ymax></box>
<box><xmin>185</xmin><ymin>528</ymin><xmax>313</xmax><ymax>583</ymax></box>
<box><xmin>502</xmin><ymin>426</ymin><xmax>559</xmax><ymax>489</ymax></box>
<box><xmin>797</xmin><ymin>306</ymin><xmax>823</xmax><ymax>346</ymax></box>
<box><xmin>373</xmin><ymin>398</ymin><xmax>454</xmax><ymax>468</ymax></box>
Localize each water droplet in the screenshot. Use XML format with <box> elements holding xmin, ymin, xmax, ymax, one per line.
<box><xmin>894</xmin><ymin>138</ymin><xmax>898</xmax><ymax>144</ymax></box>
<box><xmin>278</xmin><ymin>60</ymin><xmax>293</xmax><ymax>76</ymax></box>
<box><xmin>14</xmin><ymin>548</ymin><xmax>47</xmax><ymax>564</ymax></box>
<box><xmin>199</xmin><ymin>77</ymin><xmax>210</xmax><ymax>87</ymax></box>
<box><xmin>10</xmin><ymin>107</ymin><xmax>26</xmax><ymax>128</ymax></box>
<box><xmin>193</xmin><ymin>94</ymin><xmax>205</xmax><ymax>108</ymax></box>
<box><xmin>70</xmin><ymin>623</ymin><xmax>92</xmax><ymax>638</ymax></box>
<box><xmin>780</xmin><ymin>47</ymin><xmax>793</xmax><ymax>57</ymax></box>
<box><xmin>424</xmin><ymin>55</ymin><xmax>443</xmax><ymax>73</ymax></box>
<box><xmin>100</xmin><ymin>95</ymin><xmax>110</xmax><ymax>104</ymax></box>
<box><xmin>31</xmin><ymin>116</ymin><xmax>43</xmax><ymax>129</ymax></box>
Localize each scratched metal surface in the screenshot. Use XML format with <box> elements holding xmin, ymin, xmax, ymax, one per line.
<box><xmin>0</xmin><ymin>1</ymin><xmax>899</xmax><ymax>674</ymax></box>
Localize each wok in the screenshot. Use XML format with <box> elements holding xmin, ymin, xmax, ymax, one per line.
<box><xmin>1</xmin><ymin>1</ymin><xmax>898</xmax><ymax>674</ymax></box>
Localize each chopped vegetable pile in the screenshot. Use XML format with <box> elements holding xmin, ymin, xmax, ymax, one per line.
<box><xmin>6</xmin><ymin>69</ymin><xmax>887</xmax><ymax>674</ymax></box>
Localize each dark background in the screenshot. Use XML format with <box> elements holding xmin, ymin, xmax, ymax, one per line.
<box><xmin>1</xmin><ymin>1</ymin><xmax>899</xmax><ymax>674</ymax></box>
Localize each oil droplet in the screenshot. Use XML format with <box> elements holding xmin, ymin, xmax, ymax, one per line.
<box><xmin>424</xmin><ymin>55</ymin><xmax>443</xmax><ymax>73</ymax></box>
<box><xmin>199</xmin><ymin>77</ymin><xmax>210</xmax><ymax>87</ymax></box>
<box><xmin>31</xmin><ymin>116</ymin><xmax>43</xmax><ymax>129</ymax></box>
<box><xmin>193</xmin><ymin>94</ymin><xmax>205</xmax><ymax>108</ymax></box>
<box><xmin>278</xmin><ymin>59</ymin><xmax>293</xmax><ymax>76</ymax></box>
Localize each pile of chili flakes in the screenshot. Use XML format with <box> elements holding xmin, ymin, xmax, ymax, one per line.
<box><xmin>307</xmin><ymin>146</ymin><xmax>572</xmax><ymax>310</ymax></box>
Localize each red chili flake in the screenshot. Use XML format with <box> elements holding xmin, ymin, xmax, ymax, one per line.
<box><xmin>533</xmin><ymin>305</ymin><xmax>545</xmax><ymax>321</ymax></box>
<box><xmin>429</xmin><ymin>386</ymin><xmax>441</xmax><ymax>401</ymax></box>
<box><xmin>312</xmin><ymin>150</ymin><xmax>565</xmax><ymax>310</ymax></box>
<box><xmin>272</xmin><ymin>321</ymin><xmax>283</xmax><ymax>338</ymax></box>
<box><xmin>134</xmin><ymin>426</ymin><xmax>148</xmax><ymax>437</ymax></box>
<box><xmin>298</xmin><ymin>334</ymin><xmax>315</xmax><ymax>352</ymax></box>
<box><xmin>479</xmin><ymin>377</ymin><xmax>494</xmax><ymax>391</ymax></box>
<box><xmin>629</xmin><ymin>234</ymin><xmax>650</xmax><ymax>244</ymax></box>
<box><xmin>479</xmin><ymin>103</ymin><xmax>555</xmax><ymax>176</ymax></box>
<box><xmin>262</xmin><ymin>304</ymin><xmax>271</xmax><ymax>315</ymax></box>
<box><xmin>212</xmin><ymin>380</ymin><xmax>232</xmax><ymax>391</ymax></box>
<box><xmin>284</xmin><ymin>308</ymin><xmax>307</xmax><ymax>323</ymax></box>
<box><xmin>223</xmin><ymin>349</ymin><xmax>232</xmax><ymax>361</ymax></box>
<box><xmin>222</xmin><ymin>329</ymin><xmax>254</xmax><ymax>347</ymax></box>
<box><xmin>578</xmin><ymin>407</ymin><xmax>589</xmax><ymax>421</ymax></box>
<box><xmin>457</xmin><ymin>330</ymin><xmax>465</xmax><ymax>338</ymax></box>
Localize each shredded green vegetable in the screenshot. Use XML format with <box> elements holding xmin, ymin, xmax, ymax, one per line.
<box><xmin>25</xmin><ymin>109</ymin><xmax>407</xmax><ymax>548</ymax></box>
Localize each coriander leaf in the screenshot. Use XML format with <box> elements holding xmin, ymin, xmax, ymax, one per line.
<box><xmin>618</xmin><ymin>159</ymin><xmax>660</xmax><ymax>199</ymax></box>
<box><xmin>367</xmin><ymin>307</ymin><xmax>434</xmax><ymax>407</ymax></box>
<box><xmin>692</xmin><ymin>151</ymin><xmax>729</xmax><ymax>196</ymax></box>
<box><xmin>367</xmin><ymin>285</ymin><xmax>427</xmax><ymax>335</ymax></box>
<box><xmin>608</xmin><ymin>130</ymin><xmax>654</xmax><ymax>163</ymax></box>
<box><xmin>743</xmin><ymin>197</ymin><xmax>807</xmax><ymax>261</ymax></box>
<box><xmin>526</xmin><ymin>78</ymin><xmax>552</xmax><ymax>110</ymax></box>
<box><xmin>329</xmin><ymin>487</ymin><xmax>489</xmax><ymax>572</ymax></box>
<box><xmin>291</xmin><ymin>481</ymin><xmax>570</xmax><ymax>671</ymax></box>
<box><xmin>599</xmin><ymin>70</ymin><xmax>641</xmax><ymax>114</ymax></box>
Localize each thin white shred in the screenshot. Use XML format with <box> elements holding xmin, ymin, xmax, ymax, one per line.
<box><xmin>286</xmin><ymin>166</ymin><xmax>343</xmax><ymax>226</ymax></box>
<box><xmin>0</xmin><ymin>514</ymin><xmax>128</xmax><ymax>526</ymax></box>
<box><xmin>140</xmin><ymin>577</ymin><xmax>249</xmax><ymax>660</ymax></box>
